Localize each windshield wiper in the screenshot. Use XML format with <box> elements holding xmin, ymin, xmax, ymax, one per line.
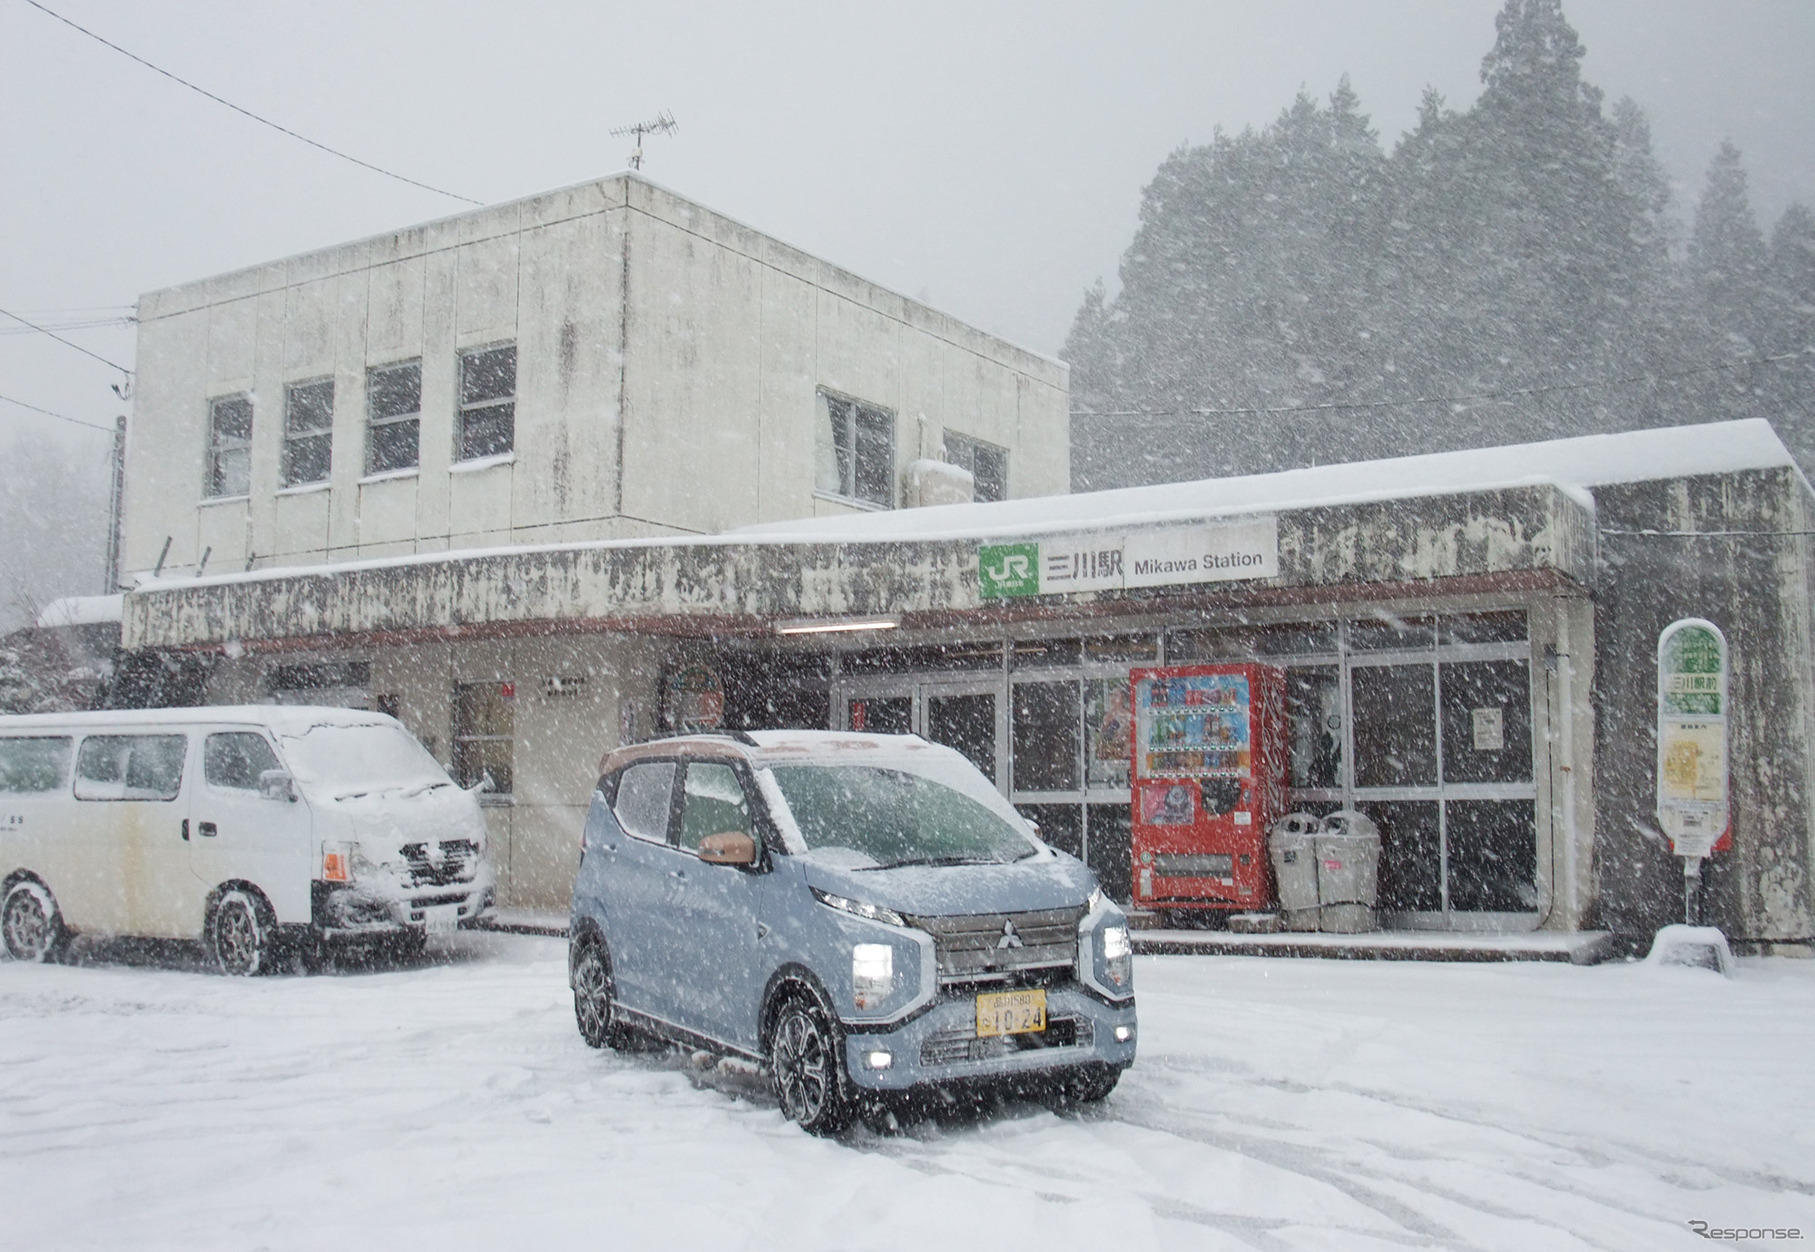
<box><xmin>856</xmin><ymin>855</ymin><xmax>1008</xmax><ymax>871</ymax></box>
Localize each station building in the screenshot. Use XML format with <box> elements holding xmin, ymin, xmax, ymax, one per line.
<box><xmin>112</xmin><ymin>176</ymin><xmax>1815</xmax><ymax>951</ymax></box>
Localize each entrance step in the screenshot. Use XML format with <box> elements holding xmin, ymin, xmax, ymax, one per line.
<box><xmin>1132</xmin><ymin>928</ymin><xmax>1615</xmax><ymax>964</ymax></box>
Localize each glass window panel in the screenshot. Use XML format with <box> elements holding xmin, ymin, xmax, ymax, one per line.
<box><xmin>208</xmin><ymin>396</ymin><xmax>253</xmax><ymax>497</ymax></box>
<box><xmin>1446</xmin><ymin>800</ymin><xmax>1538</xmax><ymax>911</ymax></box>
<box><xmin>212</xmin><ymin>395</ymin><xmax>252</xmax><ymax>442</ymax></box>
<box><xmin>679</xmin><ymin>762</ymin><xmax>750</xmax><ymax>852</ymax></box>
<box><xmin>204</xmin><ymin>733</ymin><xmax>281</xmax><ymax>790</ymax></box>
<box><xmin>283</xmin><ymin>432</ymin><xmax>331</xmax><ymax>486</ymax></box>
<box><xmin>367</xmin><ymin>418</ymin><xmax>420</xmax><ymax>474</ymax></box>
<box><xmin>1166</xmin><ymin>626</ymin><xmax>1261</xmax><ymax>661</ymax></box>
<box><xmin>1286</xmin><ymin>666</ymin><xmax>1342</xmax><ymax>789</ymax></box>
<box><xmin>460</xmin><ymin>346</ymin><xmax>516</xmax><ymax>404</ymax></box>
<box><xmin>1083</xmin><ymin>634</ymin><xmax>1158</xmax><ymax>663</ymax></box>
<box><xmin>612</xmin><ymin>761</ymin><xmax>675</xmax><ymax>842</ymax></box>
<box><xmin>1351</xmin><ymin>664</ymin><xmax>1437</xmax><ymax>787</ymax></box>
<box><xmin>1016</xmin><ymin>802</ymin><xmax>1081</xmax><ymax>860</ymax></box>
<box><xmin>1360</xmin><ymin>800</ymin><xmax>1442</xmax><ymax>912</ymax></box>
<box><xmin>971</xmin><ymin>442</ymin><xmax>1007</xmax><ymax>502</ymax></box>
<box><xmin>458</xmin><ymin>403</ymin><xmax>514</xmax><ymax>461</ymax></box>
<box><xmin>842</xmin><ymin>643</ymin><xmax>1000</xmax><ymax>673</ymax></box>
<box><xmin>452</xmin><ymin>681</ymin><xmax>513</xmax><ymax>793</ymax></box>
<box><xmin>0</xmin><ymin>737</ymin><xmax>72</xmax><ymax>793</ymax></box>
<box><xmin>1012</xmin><ymin>680</ymin><xmax>1080</xmax><ymax>792</ymax></box>
<box><xmin>1441</xmin><ymin>611</ymin><xmax>1528</xmax><ymax>644</ymax></box>
<box><xmin>75</xmin><ymin>734</ymin><xmax>186</xmax><ymax>801</ymax></box>
<box><xmin>1085</xmin><ymin>678</ymin><xmax>1133</xmax><ymax>789</ymax></box>
<box><xmin>1348</xmin><ymin>615</ymin><xmax>1436</xmax><ymax>651</ymax></box>
<box><xmin>926</xmin><ymin>692</ymin><xmax>996</xmax><ymax>784</ymax></box>
<box><xmin>1085</xmin><ymin>803</ymin><xmax>1133</xmax><ymax>904</ymax></box>
<box><xmin>1257</xmin><ymin>622</ymin><xmax>1339</xmax><ymax>656</ymax></box>
<box><xmin>1012</xmin><ymin>638</ymin><xmax>1082</xmax><ymax>669</ymax></box>
<box><xmin>368</xmin><ymin>361</ymin><xmax>421</xmax><ymax>421</ymax></box>
<box><xmin>285</xmin><ymin>380</ymin><xmax>334</xmax><ymax>435</ymax></box>
<box><xmin>853</xmin><ymin>406</ymin><xmax>894</xmax><ymax>506</ymax></box>
<box><xmin>212</xmin><ymin>446</ymin><xmax>250</xmax><ymax>498</ymax></box>
<box><xmin>1440</xmin><ymin>660</ymin><xmax>1533</xmax><ymax>784</ymax></box>
<box><xmin>847</xmin><ymin>696</ymin><xmax>911</xmax><ymax>735</ymax></box>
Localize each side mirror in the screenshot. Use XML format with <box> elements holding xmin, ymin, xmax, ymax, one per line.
<box><xmin>258</xmin><ymin>769</ymin><xmax>297</xmax><ymax>802</ymax></box>
<box><xmin>467</xmin><ymin>770</ymin><xmax>495</xmax><ymax>796</ymax></box>
<box><xmin>698</xmin><ymin>830</ymin><xmax>759</xmax><ymax>866</ymax></box>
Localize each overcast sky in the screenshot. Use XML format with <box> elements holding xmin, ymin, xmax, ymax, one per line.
<box><xmin>4</xmin><ymin>0</ymin><xmax>1813</xmax><ymax>463</ymax></box>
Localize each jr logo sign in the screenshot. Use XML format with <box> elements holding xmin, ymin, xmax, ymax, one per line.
<box><xmin>979</xmin><ymin>543</ymin><xmax>1040</xmax><ymax>598</ymax></box>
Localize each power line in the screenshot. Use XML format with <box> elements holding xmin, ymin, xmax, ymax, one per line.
<box><xmin>1069</xmin><ymin>348</ymin><xmax>1812</xmax><ymax>420</ymax></box>
<box><xmin>18</xmin><ymin>0</ymin><xmax>482</xmax><ymax>207</ymax></box>
<box><xmin>0</xmin><ymin>305</ymin><xmax>131</xmax><ymax>374</ymax></box>
<box><xmin>0</xmin><ymin>391</ymin><xmax>117</xmax><ymax>433</ymax></box>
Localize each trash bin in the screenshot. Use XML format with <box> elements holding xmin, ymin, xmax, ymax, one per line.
<box><xmin>1314</xmin><ymin>810</ymin><xmax>1381</xmax><ymax>933</ymax></box>
<box><xmin>1269</xmin><ymin>812</ymin><xmax>1324</xmax><ymax>932</ymax></box>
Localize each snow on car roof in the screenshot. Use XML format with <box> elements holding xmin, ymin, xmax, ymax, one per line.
<box><xmin>0</xmin><ymin>705</ymin><xmax>398</xmax><ymax>734</ymax></box>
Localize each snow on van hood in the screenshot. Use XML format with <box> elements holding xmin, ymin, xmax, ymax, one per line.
<box><xmin>317</xmin><ymin>781</ymin><xmax>488</xmax><ymax>856</ymax></box>
<box><xmin>799</xmin><ymin>846</ymin><xmax>1095</xmax><ymax>918</ymax></box>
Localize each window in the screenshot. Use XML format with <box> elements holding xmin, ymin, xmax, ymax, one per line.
<box><xmin>457</xmin><ymin>344</ymin><xmax>516</xmax><ymax>461</ymax></box>
<box><xmin>0</xmin><ymin>737</ymin><xmax>72</xmax><ymax>793</ymax></box>
<box><xmin>206</xmin><ymin>395</ymin><xmax>252</xmax><ymax>498</ymax></box>
<box><xmin>943</xmin><ymin>431</ymin><xmax>1008</xmax><ymax>502</ymax></box>
<box><xmin>612</xmin><ymin>761</ymin><xmax>675</xmax><ymax>842</ymax></box>
<box><xmin>204</xmin><ymin>732</ymin><xmax>281</xmax><ymax>791</ymax></box>
<box><xmin>815</xmin><ymin>390</ymin><xmax>894</xmax><ymax>507</ymax></box>
<box><xmin>366</xmin><ymin>360</ymin><xmax>421</xmax><ymax>474</ymax></box>
<box><xmin>452</xmin><ymin>681</ymin><xmax>513</xmax><ymax>796</ymax></box>
<box><xmin>282</xmin><ymin>379</ymin><xmax>334</xmax><ymax>487</ymax></box>
<box><xmin>74</xmin><ymin>734</ymin><xmax>187</xmax><ymax>801</ymax></box>
<box><xmin>678</xmin><ymin>763</ymin><xmax>750</xmax><ymax>853</ymax></box>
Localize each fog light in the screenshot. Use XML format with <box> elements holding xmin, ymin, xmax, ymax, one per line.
<box><xmin>865</xmin><ymin>1050</ymin><xmax>893</xmax><ymax>1070</ymax></box>
<box><xmin>1113</xmin><ymin>1024</ymin><xmax>1134</xmax><ymax>1043</ymax></box>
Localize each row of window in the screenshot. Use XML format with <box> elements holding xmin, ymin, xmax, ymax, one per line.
<box><xmin>814</xmin><ymin>389</ymin><xmax>1008</xmax><ymax>507</ymax></box>
<box><xmin>205</xmin><ymin>345</ymin><xmax>517</xmax><ymax>498</ymax></box>
<box><xmin>0</xmin><ymin>732</ymin><xmax>278</xmax><ymax>800</ymax></box>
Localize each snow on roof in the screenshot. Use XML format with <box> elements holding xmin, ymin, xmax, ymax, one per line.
<box><xmin>734</xmin><ymin>419</ymin><xmax>1801</xmax><ymax>544</ymax></box>
<box><xmin>129</xmin><ymin>419</ymin><xmax>1800</xmax><ymax>597</ymax></box>
<box><xmin>0</xmin><ymin>705</ymin><xmax>395</xmax><ymax>733</ymax></box>
<box><xmin>35</xmin><ymin>595</ymin><xmax>124</xmax><ymax>628</ymax></box>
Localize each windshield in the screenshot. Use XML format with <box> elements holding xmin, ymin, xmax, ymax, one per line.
<box><xmin>765</xmin><ymin>761</ymin><xmax>1040</xmax><ymax>869</ymax></box>
<box><xmin>277</xmin><ymin>722</ymin><xmax>451</xmax><ymax>797</ymax></box>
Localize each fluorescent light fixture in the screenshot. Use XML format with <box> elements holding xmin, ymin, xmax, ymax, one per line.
<box><xmin>774</xmin><ymin>615</ymin><xmax>900</xmax><ymax>636</ymax></box>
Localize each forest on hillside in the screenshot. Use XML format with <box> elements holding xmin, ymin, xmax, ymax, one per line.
<box><xmin>1064</xmin><ymin>0</ymin><xmax>1815</xmax><ymax>490</ymax></box>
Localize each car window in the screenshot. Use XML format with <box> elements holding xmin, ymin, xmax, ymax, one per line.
<box><xmin>0</xmin><ymin>737</ymin><xmax>72</xmax><ymax>793</ymax></box>
<box><xmin>613</xmin><ymin>761</ymin><xmax>675</xmax><ymax>842</ymax></box>
<box><xmin>765</xmin><ymin>762</ymin><xmax>1038</xmax><ymax>869</ymax></box>
<box><xmin>205</xmin><ymin>732</ymin><xmax>282</xmax><ymax>790</ymax></box>
<box><xmin>678</xmin><ymin>762</ymin><xmax>750</xmax><ymax>853</ymax></box>
<box><xmin>74</xmin><ymin>734</ymin><xmax>187</xmax><ymax>802</ymax></box>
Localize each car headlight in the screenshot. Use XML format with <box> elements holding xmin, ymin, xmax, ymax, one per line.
<box><xmin>1087</xmin><ymin>886</ymin><xmax>1104</xmax><ymax>914</ymax></box>
<box><xmin>852</xmin><ymin>943</ymin><xmax>893</xmax><ymax>1010</ymax></box>
<box><xmin>1102</xmin><ymin>923</ymin><xmax>1132</xmax><ymax>988</ymax></box>
<box><xmin>812</xmin><ymin>888</ymin><xmax>906</xmax><ymax>928</ymax></box>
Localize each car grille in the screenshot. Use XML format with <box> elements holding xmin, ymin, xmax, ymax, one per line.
<box><xmin>904</xmin><ymin>905</ymin><xmax>1085</xmax><ymax>987</ymax></box>
<box><xmin>920</xmin><ymin>1016</ymin><xmax>1093</xmax><ymax>1066</ymax></box>
<box><xmin>399</xmin><ymin>839</ymin><xmax>480</xmax><ymax>888</ymax></box>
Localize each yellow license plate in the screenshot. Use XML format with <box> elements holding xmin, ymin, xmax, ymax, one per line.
<box><xmin>976</xmin><ymin>988</ymin><xmax>1047</xmax><ymax>1038</ymax></box>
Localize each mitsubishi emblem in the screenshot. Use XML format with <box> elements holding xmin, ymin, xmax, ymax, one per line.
<box><xmin>997</xmin><ymin>920</ymin><xmax>1024</xmax><ymax>950</ymax></box>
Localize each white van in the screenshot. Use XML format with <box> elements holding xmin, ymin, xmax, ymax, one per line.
<box><xmin>0</xmin><ymin>706</ymin><xmax>494</xmax><ymax>974</ymax></box>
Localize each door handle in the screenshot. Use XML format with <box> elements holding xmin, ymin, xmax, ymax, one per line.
<box><xmin>181</xmin><ymin>819</ymin><xmax>189</xmax><ymax>842</ymax></box>
<box><xmin>199</xmin><ymin>821</ymin><xmax>218</xmax><ymax>838</ymax></box>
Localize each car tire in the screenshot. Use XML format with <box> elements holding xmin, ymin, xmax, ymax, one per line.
<box><xmin>769</xmin><ymin>994</ymin><xmax>852</xmax><ymax>1136</ymax></box>
<box><xmin>1052</xmin><ymin>1064</ymin><xmax>1120</xmax><ymax>1106</ymax></box>
<box><xmin>2</xmin><ymin>880</ymin><xmax>67</xmax><ymax>963</ymax></box>
<box><xmin>571</xmin><ymin>935</ymin><xmax>623</xmax><ymax>1050</ymax></box>
<box><xmin>208</xmin><ymin>889</ymin><xmax>273</xmax><ymax>976</ymax></box>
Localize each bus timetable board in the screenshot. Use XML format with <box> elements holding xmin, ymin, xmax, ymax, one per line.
<box><xmin>1129</xmin><ymin>664</ymin><xmax>1286</xmax><ymax>915</ymax></box>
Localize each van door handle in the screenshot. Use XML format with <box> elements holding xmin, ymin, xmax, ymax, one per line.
<box><xmin>198</xmin><ymin>822</ymin><xmax>218</xmax><ymax>838</ymax></box>
<box><xmin>181</xmin><ymin>819</ymin><xmax>189</xmax><ymax>842</ymax></box>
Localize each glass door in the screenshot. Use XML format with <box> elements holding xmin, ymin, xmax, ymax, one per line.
<box><xmin>842</xmin><ymin>677</ymin><xmax>1004</xmax><ymax>790</ymax></box>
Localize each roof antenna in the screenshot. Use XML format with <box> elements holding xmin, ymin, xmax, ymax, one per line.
<box><xmin>610</xmin><ymin>111</ymin><xmax>678</xmax><ymax>171</ymax></box>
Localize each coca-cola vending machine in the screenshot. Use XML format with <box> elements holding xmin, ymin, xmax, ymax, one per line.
<box><xmin>1129</xmin><ymin>663</ymin><xmax>1286</xmax><ymax>916</ymax></box>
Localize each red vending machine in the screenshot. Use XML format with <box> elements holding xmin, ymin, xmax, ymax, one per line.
<box><xmin>1129</xmin><ymin>663</ymin><xmax>1286</xmax><ymax>916</ymax></box>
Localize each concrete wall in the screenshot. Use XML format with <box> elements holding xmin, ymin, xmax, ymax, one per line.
<box><xmin>1589</xmin><ymin>466</ymin><xmax>1815</xmax><ymax>949</ymax></box>
<box><xmin>123</xmin><ymin>175</ymin><xmax>1069</xmax><ymax>585</ymax></box>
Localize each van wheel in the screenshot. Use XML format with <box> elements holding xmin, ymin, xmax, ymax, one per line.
<box><xmin>769</xmin><ymin>994</ymin><xmax>851</xmax><ymax>1136</ymax></box>
<box><xmin>208</xmin><ymin>889</ymin><xmax>272</xmax><ymax>976</ymax></box>
<box><xmin>2</xmin><ymin>880</ymin><xmax>67</xmax><ymax>963</ymax></box>
<box><xmin>571</xmin><ymin>935</ymin><xmax>624</xmax><ymax>1049</ymax></box>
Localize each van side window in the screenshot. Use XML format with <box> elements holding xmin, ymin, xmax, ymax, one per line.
<box><xmin>205</xmin><ymin>733</ymin><xmax>281</xmax><ymax>790</ymax></box>
<box><xmin>612</xmin><ymin>762</ymin><xmax>675</xmax><ymax>842</ymax></box>
<box><xmin>679</xmin><ymin>763</ymin><xmax>751</xmax><ymax>853</ymax></box>
<box><xmin>0</xmin><ymin>737</ymin><xmax>72</xmax><ymax>793</ymax></box>
<box><xmin>74</xmin><ymin>735</ymin><xmax>188</xmax><ymax>802</ymax></box>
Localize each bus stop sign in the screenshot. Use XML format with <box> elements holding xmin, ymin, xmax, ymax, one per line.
<box><xmin>1656</xmin><ymin>618</ymin><xmax>1731</xmax><ymax>859</ymax></box>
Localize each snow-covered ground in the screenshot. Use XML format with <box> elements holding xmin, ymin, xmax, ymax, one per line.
<box><xmin>2</xmin><ymin>935</ymin><xmax>1810</xmax><ymax>1251</ymax></box>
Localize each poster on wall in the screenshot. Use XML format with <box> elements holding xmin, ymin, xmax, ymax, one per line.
<box><xmin>665</xmin><ymin>664</ymin><xmax>724</xmax><ymax>733</ymax></box>
<box><xmin>1656</xmin><ymin>618</ymin><xmax>1731</xmax><ymax>858</ymax></box>
<box><xmin>1135</xmin><ymin>671</ymin><xmax>1253</xmax><ymax>778</ymax></box>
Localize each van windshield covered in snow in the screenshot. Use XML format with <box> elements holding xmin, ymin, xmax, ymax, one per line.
<box><xmin>765</xmin><ymin>763</ymin><xmax>1039</xmax><ymax>868</ymax></box>
<box><xmin>277</xmin><ymin>723</ymin><xmax>451</xmax><ymax>798</ymax></box>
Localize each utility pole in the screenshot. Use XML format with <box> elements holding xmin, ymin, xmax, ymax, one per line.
<box><xmin>104</xmin><ymin>414</ymin><xmax>126</xmax><ymax>592</ymax></box>
<box><xmin>610</xmin><ymin>111</ymin><xmax>678</xmax><ymax>171</ymax></box>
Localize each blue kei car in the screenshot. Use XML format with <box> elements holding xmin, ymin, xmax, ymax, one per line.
<box><xmin>569</xmin><ymin>730</ymin><xmax>1136</xmax><ymax>1134</ymax></box>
